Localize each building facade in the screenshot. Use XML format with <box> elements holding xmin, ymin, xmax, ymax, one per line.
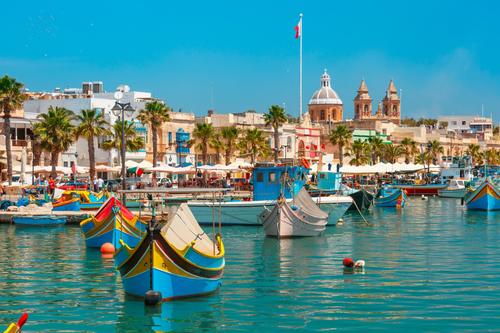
<box><xmin>308</xmin><ymin>70</ymin><xmax>343</xmax><ymax>124</ymax></box>
<box><xmin>353</xmin><ymin>80</ymin><xmax>401</xmax><ymax>125</ymax></box>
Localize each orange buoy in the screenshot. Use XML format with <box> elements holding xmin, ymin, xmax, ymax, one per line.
<box><xmin>100</xmin><ymin>242</ymin><xmax>115</xmax><ymax>255</ymax></box>
<box><xmin>343</xmin><ymin>257</ymin><xmax>354</xmax><ymax>268</ymax></box>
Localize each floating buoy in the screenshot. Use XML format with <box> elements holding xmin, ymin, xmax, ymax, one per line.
<box><xmin>100</xmin><ymin>242</ymin><xmax>115</xmax><ymax>255</ymax></box>
<box><xmin>145</xmin><ymin>290</ymin><xmax>162</xmax><ymax>306</ymax></box>
<box><xmin>337</xmin><ymin>218</ymin><xmax>344</xmax><ymax>225</ymax></box>
<box><xmin>343</xmin><ymin>257</ymin><xmax>354</xmax><ymax>268</ymax></box>
<box><xmin>354</xmin><ymin>260</ymin><xmax>365</xmax><ymax>268</ymax></box>
<box><xmin>421</xmin><ymin>195</ymin><xmax>427</xmax><ymax>200</ymax></box>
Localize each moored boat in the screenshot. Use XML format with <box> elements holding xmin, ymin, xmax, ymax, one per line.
<box><xmin>52</xmin><ymin>197</ymin><xmax>81</xmax><ymax>211</ymax></box>
<box><xmin>115</xmin><ymin>203</ymin><xmax>224</xmax><ymax>301</ymax></box>
<box><xmin>55</xmin><ymin>190</ymin><xmax>110</xmax><ymax>211</ymax></box>
<box><xmin>464</xmin><ymin>179</ymin><xmax>500</xmax><ymax>211</ymax></box>
<box><xmin>80</xmin><ymin>197</ymin><xmax>147</xmax><ymax>249</ymax></box>
<box><xmin>260</xmin><ymin>188</ymin><xmax>328</xmax><ymax>238</ymax></box>
<box><xmin>389</xmin><ymin>183</ymin><xmax>447</xmax><ymax>196</ymax></box>
<box><xmin>438</xmin><ymin>179</ymin><xmax>468</xmax><ymax>198</ymax></box>
<box><xmin>13</xmin><ymin>215</ymin><xmax>66</xmax><ymax>226</ymax></box>
<box><xmin>374</xmin><ymin>187</ymin><xmax>407</xmax><ymax>208</ymax></box>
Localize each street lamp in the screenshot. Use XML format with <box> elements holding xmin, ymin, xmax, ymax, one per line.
<box><xmin>111</xmin><ymin>92</ymin><xmax>135</xmax><ymax>202</ymax></box>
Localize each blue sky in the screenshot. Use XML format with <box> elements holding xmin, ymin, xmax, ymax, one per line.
<box><xmin>1</xmin><ymin>0</ymin><xmax>499</xmax><ymax>120</ymax></box>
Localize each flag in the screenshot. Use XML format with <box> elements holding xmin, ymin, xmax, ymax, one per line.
<box><xmin>295</xmin><ymin>16</ymin><xmax>302</xmax><ymax>39</ymax></box>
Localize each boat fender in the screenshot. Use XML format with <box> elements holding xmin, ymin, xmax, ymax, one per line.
<box><xmin>354</xmin><ymin>260</ymin><xmax>365</xmax><ymax>268</ymax></box>
<box><xmin>337</xmin><ymin>218</ymin><xmax>344</xmax><ymax>225</ymax></box>
<box><xmin>291</xmin><ymin>204</ymin><xmax>299</xmax><ymax>211</ymax></box>
<box><xmin>145</xmin><ymin>290</ymin><xmax>162</xmax><ymax>306</ymax></box>
<box><xmin>100</xmin><ymin>242</ymin><xmax>115</xmax><ymax>255</ymax></box>
<box><xmin>421</xmin><ymin>195</ymin><xmax>427</xmax><ymax>200</ymax></box>
<box><xmin>343</xmin><ymin>257</ymin><xmax>354</xmax><ymax>268</ymax></box>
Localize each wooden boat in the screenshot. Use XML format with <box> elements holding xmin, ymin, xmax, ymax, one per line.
<box><xmin>260</xmin><ymin>188</ymin><xmax>328</xmax><ymax>238</ymax></box>
<box><xmin>52</xmin><ymin>197</ymin><xmax>81</xmax><ymax>211</ymax></box>
<box><xmin>115</xmin><ymin>203</ymin><xmax>225</xmax><ymax>300</ymax></box>
<box><xmin>80</xmin><ymin>197</ymin><xmax>147</xmax><ymax>249</ymax></box>
<box><xmin>374</xmin><ymin>187</ymin><xmax>407</xmax><ymax>207</ymax></box>
<box><xmin>464</xmin><ymin>179</ymin><xmax>500</xmax><ymax>211</ymax></box>
<box><xmin>3</xmin><ymin>313</ymin><xmax>28</xmax><ymax>333</ymax></box>
<box><xmin>388</xmin><ymin>183</ymin><xmax>447</xmax><ymax>196</ymax></box>
<box><xmin>438</xmin><ymin>179</ymin><xmax>468</xmax><ymax>198</ymax></box>
<box><xmin>55</xmin><ymin>190</ymin><xmax>110</xmax><ymax>211</ymax></box>
<box><xmin>13</xmin><ymin>215</ymin><xmax>66</xmax><ymax>226</ymax></box>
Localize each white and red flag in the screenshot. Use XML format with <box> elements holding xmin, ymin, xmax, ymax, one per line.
<box><xmin>295</xmin><ymin>16</ymin><xmax>302</xmax><ymax>39</ymax></box>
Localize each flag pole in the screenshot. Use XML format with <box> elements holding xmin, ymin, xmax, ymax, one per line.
<box><xmin>299</xmin><ymin>13</ymin><xmax>303</xmax><ymax>121</ymax></box>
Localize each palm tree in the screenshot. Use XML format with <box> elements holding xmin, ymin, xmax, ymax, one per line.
<box><xmin>383</xmin><ymin>143</ymin><xmax>405</xmax><ymax>163</ymax></box>
<box><xmin>0</xmin><ymin>76</ymin><xmax>26</xmax><ymax>184</ymax></box>
<box><xmin>137</xmin><ymin>101</ymin><xmax>170</xmax><ymax>184</ymax></box>
<box><xmin>483</xmin><ymin>148</ymin><xmax>499</xmax><ymax>166</ymax></box>
<box><xmin>264</xmin><ymin>105</ymin><xmax>287</xmax><ymax>163</ymax></box>
<box><xmin>348</xmin><ymin>140</ymin><xmax>370</xmax><ymax>166</ymax></box>
<box><xmin>101</xmin><ymin>120</ymin><xmax>145</xmax><ymax>164</ymax></box>
<box><xmin>401</xmin><ymin>137</ymin><xmax>418</xmax><ymax>163</ymax></box>
<box><xmin>427</xmin><ymin>140</ymin><xmax>444</xmax><ymax>165</ymax></box>
<box><xmin>33</xmin><ymin>106</ymin><xmax>76</xmax><ymax>178</ymax></box>
<box><xmin>239</xmin><ymin>128</ymin><xmax>270</xmax><ymax>164</ymax></box>
<box><xmin>193</xmin><ymin>123</ymin><xmax>215</xmax><ymax>164</ymax></box>
<box><xmin>210</xmin><ymin>131</ymin><xmax>224</xmax><ymax>164</ymax></box>
<box><xmin>75</xmin><ymin>109</ymin><xmax>109</xmax><ymax>180</ymax></box>
<box><xmin>221</xmin><ymin>126</ymin><xmax>239</xmax><ymax>165</ymax></box>
<box><xmin>466</xmin><ymin>143</ymin><xmax>482</xmax><ymax>166</ymax></box>
<box><xmin>329</xmin><ymin>124</ymin><xmax>352</xmax><ymax>166</ymax></box>
<box><xmin>415</xmin><ymin>150</ymin><xmax>433</xmax><ymax>165</ymax></box>
<box><xmin>367</xmin><ymin>136</ymin><xmax>385</xmax><ymax>164</ymax></box>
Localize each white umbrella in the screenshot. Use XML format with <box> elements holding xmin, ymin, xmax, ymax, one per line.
<box><xmin>137</xmin><ymin>160</ymin><xmax>153</xmax><ymax>169</ymax></box>
<box><xmin>125</xmin><ymin>160</ymin><xmax>139</xmax><ymax>168</ymax></box>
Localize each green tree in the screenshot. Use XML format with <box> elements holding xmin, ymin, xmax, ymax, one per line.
<box><xmin>466</xmin><ymin>143</ymin><xmax>482</xmax><ymax>166</ymax></box>
<box><xmin>368</xmin><ymin>136</ymin><xmax>385</xmax><ymax>164</ymax></box>
<box><xmin>383</xmin><ymin>143</ymin><xmax>405</xmax><ymax>163</ymax></box>
<box><xmin>264</xmin><ymin>105</ymin><xmax>287</xmax><ymax>163</ymax></box>
<box><xmin>239</xmin><ymin>128</ymin><xmax>270</xmax><ymax>164</ymax></box>
<box><xmin>193</xmin><ymin>123</ymin><xmax>215</xmax><ymax>165</ymax></box>
<box><xmin>102</xmin><ymin>120</ymin><xmax>145</xmax><ymax>165</ymax></box>
<box><xmin>348</xmin><ymin>140</ymin><xmax>370</xmax><ymax>166</ymax></box>
<box><xmin>401</xmin><ymin>137</ymin><xmax>418</xmax><ymax>163</ymax></box>
<box><xmin>33</xmin><ymin>106</ymin><xmax>76</xmax><ymax>178</ymax></box>
<box><xmin>0</xmin><ymin>76</ymin><xmax>26</xmax><ymax>184</ymax></box>
<box><xmin>483</xmin><ymin>148</ymin><xmax>499</xmax><ymax>165</ymax></box>
<box><xmin>210</xmin><ymin>131</ymin><xmax>224</xmax><ymax>165</ymax></box>
<box><xmin>415</xmin><ymin>150</ymin><xmax>433</xmax><ymax>165</ymax></box>
<box><xmin>137</xmin><ymin>101</ymin><xmax>171</xmax><ymax>184</ymax></box>
<box><xmin>329</xmin><ymin>125</ymin><xmax>352</xmax><ymax>166</ymax></box>
<box><xmin>221</xmin><ymin>126</ymin><xmax>239</xmax><ymax>165</ymax></box>
<box><xmin>427</xmin><ymin>139</ymin><xmax>444</xmax><ymax>165</ymax></box>
<box><xmin>75</xmin><ymin>109</ymin><xmax>109</xmax><ymax>180</ymax></box>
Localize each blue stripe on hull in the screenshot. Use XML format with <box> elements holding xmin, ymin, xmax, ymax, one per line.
<box><xmin>84</xmin><ymin>228</ymin><xmax>141</xmax><ymax>249</ymax></box>
<box><xmin>53</xmin><ymin>200</ymin><xmax>80</xmax><ymax>211</ymax></box>
<box><xmin>122</xmin><ymin>269</ymin><xmax>222</xmax><ymax>299</ymax></box>
<box><xmin>466</xmin><ymin>193</ymin><xmax>500</xmax><ymax>211</ymax></box>
<box><xmin>375</xmin><ymin>190</ymin><xmax>406</xmax><ymax>207</ymax></box>
<box><xmin>184</xmin><ymin>248</ymin><xmax>224</xmax><ymax>269</ymax></box>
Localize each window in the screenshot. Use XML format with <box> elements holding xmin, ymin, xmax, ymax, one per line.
<box><xmin>256</xmin><ymin>172</ymin><xmax>263</xmax><ymax>182</ymax></box>
<box><xmin>268</xmin><ymin>172</ymin><xmax>277</xmax><ymax>183</ymax></box>
<box><xmin>462</xmin><ymin>121</ymin><xmax>466</xmax><ymax>125</ymax></box>
<box><xmin>364</xmin><ymin>105</ymin><xmax>369</xmax><ymax>114</ymax></box>
<box><xmin>356</xmin><ymin>105</ymin><xmax>360</xmax><ymax>116</ymax></box>
<box><xmin>168</xmin><ymin>132</ymin><xmax>173</xmax><ymax>144</ymax></box>
<box><xmin>320</xmin><ymin>173</ymin><xmax>326</xmax><ymax>179</ymax></box>
<box><xmin>63</xmin><ymin>162</ymin><xmax>68</xmax><ymax>167</ymax></box>
<box><xmin>452</xmin><ymin>121</ymin><xmax>457</xmax><ymax>125</ymax></box>
<box><xmin>320</xmin><ymin>110</ymin><xmax>325</xmax><ymax>120</ymax></box>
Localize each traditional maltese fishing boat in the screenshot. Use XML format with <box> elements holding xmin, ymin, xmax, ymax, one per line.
<box><xmin>115</xmin><ymin>189</ymin><xmax>225</xmax><ymax>303</ymax></box>
<box><xmin>54</xmin><ymin>190</ymin><xmax>110</xmax><ymax>211</ymax></box>
<box><xmin>52</xmin><ymin>197</ymin><xmax>81</xmax><ymax>211</ymax></box>
<box><xmin>260</xmin><ymin>188</ymin><xmax>328</xmax><ymax>238</ymax></box>
<box><xmin>464</xmin><ymin>178</ymin><xmax>500</xmax><ymax>211</ymax></box>
<box><xmin>80</xmin><ymin>197</ymin><xmax>147</xmax><ymax>249</ymax></box>
<box><xmin>13</xmin><ymin>215</ymin><xmax>66</xmax><ymax>226</ymax></box>
<box><xmin>374</xmin><ymin>187</ymin><xmax>407</xmax><ymax>208</ymax></box>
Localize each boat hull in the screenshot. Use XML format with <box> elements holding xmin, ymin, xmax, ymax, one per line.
<box><xmin>438</xmin><ymin>188</ymin><xmax>468</xmax><ymax>198</ymax></box>
<box><xmin>465</xmin><ymin>181</ymin><xmax>500</xmax><ymax>211</ymax></box>
<box><xmin>375</xmin><ymin>189</ymin><xmax>407</xmax><ymax>207</ymax></box>
<box><xmin>14</xmin><ymin>215</ymin><xmax>66</xmax><ymax>226</ymax></box>
<box><xmin>347</xmin><ymin>189</ymin><xmax>374</xmax><ymax>211</ymax></box>
<box><xmin>52</xmin><ymin>198</ymin><xmax>81</xmax><ymax>212</ymax></box>
<box><xmin>188</xmin><ymin>196</ymin><xmax>352</xmax><ymax>226</ymax></box>
<box><xmin>389</xmin><ymin>184</ymin><xmax>446</xmax><ymax>196</ymax></box>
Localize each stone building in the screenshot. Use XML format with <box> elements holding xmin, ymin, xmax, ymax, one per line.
<box><xmin>308</xmin><ymin>70</ymin><xmax>343</xmax><ymax>124</ymax></box>
<box><xmin>353</xmin><ymin>79</ymin><xmax>401</xmax><ymax>125</ymax></box>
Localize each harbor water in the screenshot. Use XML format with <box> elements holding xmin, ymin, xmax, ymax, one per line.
<box><xmin>0</xmin><ymin>197</ymin><xmax>499</xmax><ymax>332</ymax></box>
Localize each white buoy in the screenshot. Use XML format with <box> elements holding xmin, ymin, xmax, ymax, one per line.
<box><xmin>337</xmin><ymin>218</ymin><xmax>344</xmax><ymax>226</ymax></box>
<box><xmin>354</xmin><ymin>260</ymin><xmax>365</xmax><ymax>268</ymax></box>
<box><xmin>421</xmin><ymin>195</ymin><xmax>427</xmax><ymax>200</ymax></box>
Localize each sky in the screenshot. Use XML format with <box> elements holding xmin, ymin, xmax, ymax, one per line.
<box><xmin>1</xmin><ymin>0</ymin><xmax>499</xmax><ymax>120</ymax></box>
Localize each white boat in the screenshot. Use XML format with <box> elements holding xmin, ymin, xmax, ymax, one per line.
<box><xmin>188</xmin><ymin>195</ymin><xmax>352</xmax><ymax>226</ymax></box>
<box><xmin>438</xmin><ymin>179</ymin><xmax>468</xmax><ymax>198</ymax></box>
<box><xmin>260</xmin><ymin>189</ymin><xmax>328</xmax><ymax>238</ymax></box>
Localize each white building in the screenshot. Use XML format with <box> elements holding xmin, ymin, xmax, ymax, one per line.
<box><xmin>437</xmin><ymin>115</ymin><xmax>494</xmax><ymax>141</ymax></box>
<box><xmin>24</xmin><ymin>83</ymin><xmax>157</xmax><ymax>168</ymax></box>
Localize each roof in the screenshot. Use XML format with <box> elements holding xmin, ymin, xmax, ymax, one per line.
<box><xmin>308</xmin><ymin>70</ymin><xmax>342</xmax><ymax>105</ymax></box>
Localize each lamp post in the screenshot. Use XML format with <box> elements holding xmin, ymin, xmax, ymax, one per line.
<box><xmin>112</xmin><ymin>92</ymin><xmax>135</xmax><ymax>203</ymax></box>
<box><xmin>73</xmin><ymin>151</ymin><xmax>79</xmax><ymax>182</ymax></box>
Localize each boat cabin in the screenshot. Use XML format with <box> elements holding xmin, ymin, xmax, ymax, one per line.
<box><xmin>252</xmin><ymin>165</ymin><xmax>308</xmax><ymax>201</ymax></box>
<box><xmin>317</xmin><ymin>171</ymin><xmax>342</xmax><ymax>191</ymax></box>
<box><xmin>440</xmin><ymin>156</ymin><xmax>473</xmax><ymax>183</ymax></box>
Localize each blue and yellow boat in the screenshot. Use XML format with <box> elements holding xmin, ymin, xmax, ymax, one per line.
<box><xmin>80</xmin><ymin>197</ymin><xmax>147</xmax><ymax>249</ymax></box>
<box><xmin>115</xmin><ymin>203</ymin><xmax>225</xmax><ymax>301</ymax></box>
<box><xmin>55</xmin><ymin>190</ymin><xmax>110</xmax><ymax>211</ymax></box>
<box><xmin>374</xmin><ymin>187</ymin><xmax>407</xmax><ymax>208</ymax></box>
<box><xmin>464</xmin><ymin>179</ymin><xmax>500</xmax><ymax>211</ymax></box>
<box><xmin>52</xmin><ymin>197</ymin><xmax>81</xmax><ymax>211</ymax></box>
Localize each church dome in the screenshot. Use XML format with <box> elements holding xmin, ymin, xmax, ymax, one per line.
<box><xmin>308</xmin><ymin>70</ymin><xmax>343</xmax><ymax>105</ymax></box>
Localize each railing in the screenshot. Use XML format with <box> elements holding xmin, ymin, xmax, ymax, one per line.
<box><xmin>12</xmin><ymin>140</ymin><xmax>29</xmax><ymax>147</ymax></box>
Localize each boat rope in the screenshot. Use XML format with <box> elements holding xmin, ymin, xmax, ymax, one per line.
<box><xmin>351</xmin><ymin>196</ymin><xmax>372</xmax><ymax>226</ymax></box>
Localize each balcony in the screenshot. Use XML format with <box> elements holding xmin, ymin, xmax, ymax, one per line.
<box><xmin>12</xmin><ymin>140</ymin><xmax>29</xmax><ymax>147</ymax></box>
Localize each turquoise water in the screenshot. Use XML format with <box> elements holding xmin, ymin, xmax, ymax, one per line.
<box><xmin>0</xmin><ymin>198</ymin><xmax>499</xmax><ymax>332</ymax></box>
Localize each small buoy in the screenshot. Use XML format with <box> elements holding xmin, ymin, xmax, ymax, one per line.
<box><xmin>354</xmin><ymin>260</ymin><xmax>365</xmax><ymax>268</ymax></box>
<box><xmin>343</xmin><ymin>257</ymin><xmax>354</xmax><ymax>268</ymax></box>
<box><xmin>337</xmin><ymin>218</ymin><xmax>344</xmax><ymax>225</ymax></box>
<box><xmin>145</xmin><ymin>290</ymin><xmax>162</xmax><ymax>306</ymax></box>
<box><xmin>100</xmin><ymin>242</ymin><xmax>115</xmax><ymax>255</ymax></box>
<box><xmin>421</xmin><ymin>195</ymin><xmax>427</xmax><ymax>200</ymax></box>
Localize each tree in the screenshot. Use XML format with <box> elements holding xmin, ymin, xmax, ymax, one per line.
<box><xmin>401</xmin><ymin>137</ymin><xmax>418</xmax><ymax>163</ymax></box>
<box><xmin>75</xmin><ymin>109</ymin><xmax>109</xmax><ymax>180</ymax></box>
<box><xmin>348</xmin><ymin>140</ymin><xmax>370</xmax><ymax>166</ymax></box>
<box><xmin>137</xmin><ymin>101</ymin><xmax>170</xmax><ymax>185</ymax></box>
<box><xmin>221</xmin><ymin>126</ymin><xmax>239</xmax><ymax>165</ymax></box>
<box><xmin>415</xmin><ymin>151</ymin><xmax>433</xmax><ymax>165</ymax></box>
<box><xmin>264</xmin><ymin>105</ymin><xmax>287</xmax><ymax>163</ymax></box>
<box><xmin>427</xmin><ymin>139</ymin><xmax>444</xmax><ymax>165</ymax></box>
<box><xmin>192</xmin><ymin>123</ymin><xmax>215</xmax><ymax>165</ymax></box>
<box><xmin>0</xmin><ymin>76</ymin><xmax>26</xmax><ymax>184</ymax></box>
<box><xmin>101</xmin><ymin>120</ymin><xmax>145</xmax><ymax>165</ymax></box>
<box><xmin>33</xmin><ymin>106</ymin><xmax>76</xmax><ymax>178</ymax></box>
<box><xmin>367</xmin><ymin>136</ymin><xmax>385</xmax><ymax>164</ymax></box>
<box><xmin>329</xmin><ymin>124</ymin><xmax>352</xmax><ymax>166</ymax></box>
<box><xmin>466</xmin><ymin>143</ymin><xmax>482</xmax><ymax>166</ymax></box>
<box><xmin>383</xmin><ymin>143</ymin><xmax>405</xmax><ymax>163</ymax></box>
<box><xmin>239</xmin><ymin>128</ymin><xmax>270</xmax><ymax>164</ymax></box>
<box><xmin>210</xmin><ymin>131</ymin><xmax>224</xmax><ymax>164</ymax></box>
<box><xmin>483</xmin><ymin>148</ymin><xmax>499</xmax><ymax>166</ymax></box>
